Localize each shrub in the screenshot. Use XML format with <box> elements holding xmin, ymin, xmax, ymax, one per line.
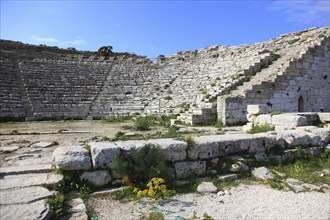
<box><xmin>247</xmin><ymin>124</ymin><xmax>274</xmax><ymax>134</ymax></box>
<box><xmin>133</xmin><ymin>177</ymin><xmax>175</xmax><ymax>202</ymax></box>
<box><xmin>184</xmin><ymin>135</ymin><xmax>195</xmax><ymax>149</ymax></box>
<box><xmin>215</xmin><ymin>120</ymin><xmax>224</xmax><ymax>129</ymax></box>
<box><xmin>112</xmin><ymin>144</ymin><xmax>170</xmax><ymax>185</ymax></box>
<box><xmin>134</xmin><ymin>117</ymin><xmax>150</xmax><ymax>131</ymax></box>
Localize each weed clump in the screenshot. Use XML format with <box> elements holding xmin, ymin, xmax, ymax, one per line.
<box><xmin>112</xmin><ymin>144</ymin><xmax>170</xmax><ymax>185</ymax></box>
<box><xmin>247</xmin><ymin>124</ymin><xmax>274</xmax><ymax>134</ymax></box>
<box><xmin>134</xmin><ymin>117</ymin><xmax>150</xmax><ymax>131</ymax></box>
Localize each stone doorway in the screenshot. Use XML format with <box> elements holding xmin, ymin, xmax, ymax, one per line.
<box><xmin>298</xmin><ymin>96</ymin><xmax>304</xmax><ymax>112</ymax></box>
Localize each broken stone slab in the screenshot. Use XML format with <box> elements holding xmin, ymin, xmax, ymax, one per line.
<box><xmin>276</xmin><ymin>130</ymin><xmax>322</xmax><ymax>147</ymax></box>
<box><xmin>0</xmin><ymin>186</ymin><xmax>55</xmax><ymax>205</ymax></box>
<box><xmin>0</xmin><ymin>164</ymin><xmax>53</xmax><ymax>175</ymax></box>
<box><xmin>217</xmin><ymin>174</ymin><xmax>239</xmax><ymax>181</ymax></box>
<box><xmin>0</xmin><ymin>173</ymin><xmax>63</xmax><ymax>190</ymax></box>
<box><xmin>196</xmin><ymin>182</ymin><xmax>217</xmax><ymax>193</ymax></box>
<box><xmin>0</xmin><ymin>146</ymin><xmax>19</xmax><ymax>153</ymax></box>
<box><xmin>0</xmin><ymin>200</ymin><xmax>50</xmax><ymax>220</ymax></box>
<box><xmin>53</xmin><ymin>146</ymin><xmax>92</xmax><ymax>170</ymax></box>
<box><xmin>31</xmin><ymin>141</ymin><xmax>56</xmax><ymax>148</ymax></box>
<box><xmin>251</xmin><ymin>167</ymin><xmax>273</xmax><ymax>180</ymax></box>
<box><xmin>90</xmin><ymin>142</ymin><xmax>120</xmax><ymax>169</ymax></box>
<box><xmin>272</xmin><ymin>114</ymin><xmax>308</xmax><ymax>128</ymax></box>
<box><xmin>309</xmin><ymin>128</ymin><xmax>330</xmax><ymax>144</ymax></box>
<box><xmin>147</xmin><ymin>138</ymin><xmax>188</xmax><ymax>161</ymax></box>
<box><xmin>174</xmin><ymin>161</ymin><xmax>206</xmax><ymax>179</ymax></box>
<box><xmin>80</xmin><ymin>170</ymin><xmax>112</xmax><ymax>187</ymax></box>
<box><xmin>255</xmin><ymin>114</ymin><xmax>272</xmax><ymax>125</ymax></box>
<box><xmin>188</xmin><ymin>135</ymin><xmax>220</xmax><ymax>159</ymax></box>
<box><xmin>189</xmin><ymin>133</ymin><xmax>276</xmax><ymax>160</ymax></box>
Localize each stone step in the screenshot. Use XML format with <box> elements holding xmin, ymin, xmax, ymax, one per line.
<box><xmin>0</xmin><ymin>173</ymin><xmax>63</xmax><ymax>190</ymax></box>
<box><xmin>0</xmin><ymin>164</ymin><xmax>53</xmax><ymax>176</ymax></box>
<box><xmin>0</xmin><ymin>200</ymin><xmax>51</xmax><ymax>220</ymax></box>
<box><xmin>0</xmin><ymin>186</ymin><xmax>55</xmax><ymax>205</ymax></box>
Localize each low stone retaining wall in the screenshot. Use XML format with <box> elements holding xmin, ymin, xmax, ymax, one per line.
<box><xmin>52</xmin><ymin>129</ymin><xmax>330</xmax><ymax>186</ymax></box>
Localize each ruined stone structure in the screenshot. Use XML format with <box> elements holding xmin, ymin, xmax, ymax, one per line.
<box><xmin>1</xmin><ymin>26</ymin><xmax>329</xmax><ymax>124</ymax></box>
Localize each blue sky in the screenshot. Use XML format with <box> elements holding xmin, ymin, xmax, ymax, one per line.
<box><xmin>1</xmin><ymin>0</ymin><xmax>329</xmax><ymax>58</ymax></box>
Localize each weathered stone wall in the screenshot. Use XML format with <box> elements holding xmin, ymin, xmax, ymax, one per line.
<box><xmin>0</xmin><ymin>26</ymin><xmax>329</xmax><ymax>122</ymax></box>
<box><xmin>52</xmin><ymin>125</ymin><xmax>330</xmax><ymax>180</ymax></box>
<box><xmin>218</xmin><ymin>27</ymin><xmax>330</xmax><ymax>125</ymax></box>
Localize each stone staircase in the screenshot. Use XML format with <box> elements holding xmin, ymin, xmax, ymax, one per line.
<box><xmin>176</xmin><ymin>51</ymin><xmax>280</xmax><ymax>125</ymax></box>
<box><xmin>230</xmin><ymin>32</ymin><xmax>329</xmax><ymax>98</ymax></box>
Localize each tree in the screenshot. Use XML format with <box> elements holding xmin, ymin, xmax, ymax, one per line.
<box><xmin>98</xmin><ymin>46</ymin><xmax>113</xmax><ymax>56</ymax></box>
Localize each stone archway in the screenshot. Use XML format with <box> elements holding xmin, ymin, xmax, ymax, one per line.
<box><xmin>298</xmin><ymin>96</ymin><xmax>304</xmax><ymax>112</ymax></box>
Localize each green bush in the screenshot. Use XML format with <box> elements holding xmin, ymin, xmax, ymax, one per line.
<box><xmin>134</xmin><ymin>117</ymin><xmax>150</xmax><ymax>131</ymax></box>
<box><xmin>112</xmin><ymin>144</ymin><xmax>170</xmax><ymax>185</ymax></box>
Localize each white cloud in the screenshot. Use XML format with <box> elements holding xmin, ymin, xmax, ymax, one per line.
<box><xmin>268</xmin><ymin>0</ymin><xmax>330</xmax><ymax>25</ymax></box>
<box><xmin>31</xmin><ymin>36</ymin><xmax>59</xmax><ymax>43</ymax></box>
<box><xmin>30</xmin><ymin>35</ymin><xmax>86</xmax><ymax>47</ymax></box>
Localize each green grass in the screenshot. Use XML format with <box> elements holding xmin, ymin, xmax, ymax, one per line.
<box><xmin>247</xmin><ymin>124</ymin><xmax>274</xmax><ymax>134</ymax></box>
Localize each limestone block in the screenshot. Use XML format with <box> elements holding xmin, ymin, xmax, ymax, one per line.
<box><xmin>255</xmin><ymin>114</ymin><xmax>272</xmax><ymax>125</ymax></box>
<box><xmin>309</xmin><ymin>128</ymin><xmax>330</xmax><ymax>144</ymax></box>
<box><xmin>115</xmin><ymin>140</ymin><xmax>147</xmax><ymax>152</ymax></box>
<box><xmin>248</xmin><ymin>133</ymin><xmax>277</xmax><ymax>153</ymax></box>
<box><xmin>80</xmin><ymin>170</ymin><xmax>112</xmax><ymax>187</ymax></box>
<box><xmin>272</xmin><ymin>114</ymin><xmax>308</xmax><ymax>128</ymax></box>
<box><xmin>281</xmin><ymin>149</ymin><xmax>297</xmax><ymax>162</ymax></box>
<box><xmin>255</xmin><ymin>152</ymin><xmax>268</xmax><ymax>162</ymax></box>
<box><xmin>174</xmin><ymin>161</ymin><xmax>206</xmax><ymax>179</ymax></box>
<box><xmin>90</xmin><ymin>142</ymin><xmax>120</xmax><ymax>169</ymax></box>
<box><xmin>188</xmin><ymin>136</ymin><xmax>220</xmax><ymax>159</ymax></box>
<box><xmin>52</xmin><ymin>146</ymin><xmax>92</xmax><ymax>170</ymax></box>
<box><xmin>251</xmin><ymin>167</ymin><xmax>273</xmax><ymax>180</ymax></box>
<box><xmin>242</xmin><ymin>122</ymin><xmax>253</xmax><ymax>133</ymax></box>
<box><xmin>247</xmin><ymin>104</ymin><xmax>268</xmax><ymax>115</ymax></box>
<box><xmin>276</xmin><ymin>130</ymin><xmax>322</xmax><ymax>147</ymax></box>
<box><xmin>148</xmin><ymin>138</ymin><xmax>187</xmax><ymax>161</ymax></box>
<box><xmin>196</xmin><ymin>182</ymin><xmax>217</xmax><ymax>193</ymax></box>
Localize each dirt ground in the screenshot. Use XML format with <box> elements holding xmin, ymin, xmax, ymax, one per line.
<box><xmin>0</xmin><ymin>120</ymin><xmax>225</xmax><ymax>168</ymax></box>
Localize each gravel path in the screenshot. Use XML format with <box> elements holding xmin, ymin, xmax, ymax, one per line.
<box><xmin>88</xmin><ymin>184</ymin><xmax>330</xmax><ymax>220</ymax></box>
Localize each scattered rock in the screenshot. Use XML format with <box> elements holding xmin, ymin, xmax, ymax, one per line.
<box><xmin>31</xmin><ymin>141</ymin><xmax>56</xmax><ymax>148</ymax></box>
<box><xmin>0</xmin><ymin>146</ymin><xmax>19</xmax><ymax>153</ymax></box>
<box><xmin>217</xmin><ymin>191</ymin><xmax>225</xmax><ymax>196</ymax></box>
<box><xmin>217</xmin><ymin>174</ymin><xmax>239</xmax><ymax>181</ymax></box>
<box><xmin>80</xmin><ymin>170</ymin><xmax>112</xmax><ymax>187</ymax></box>
<box><xmin>251</xmin><ymin>167</ymin><xmax>273</xmax><ymax>180</ymax></box>
<box><xmin>197</xmin><ymin>182</ymin><xmax>217</xmax><ymax>193</ymax></box>
<box><xmin>53</xmin><ymin>146</ymin><xmax>92</xmax><ymax>170</ymax></box>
